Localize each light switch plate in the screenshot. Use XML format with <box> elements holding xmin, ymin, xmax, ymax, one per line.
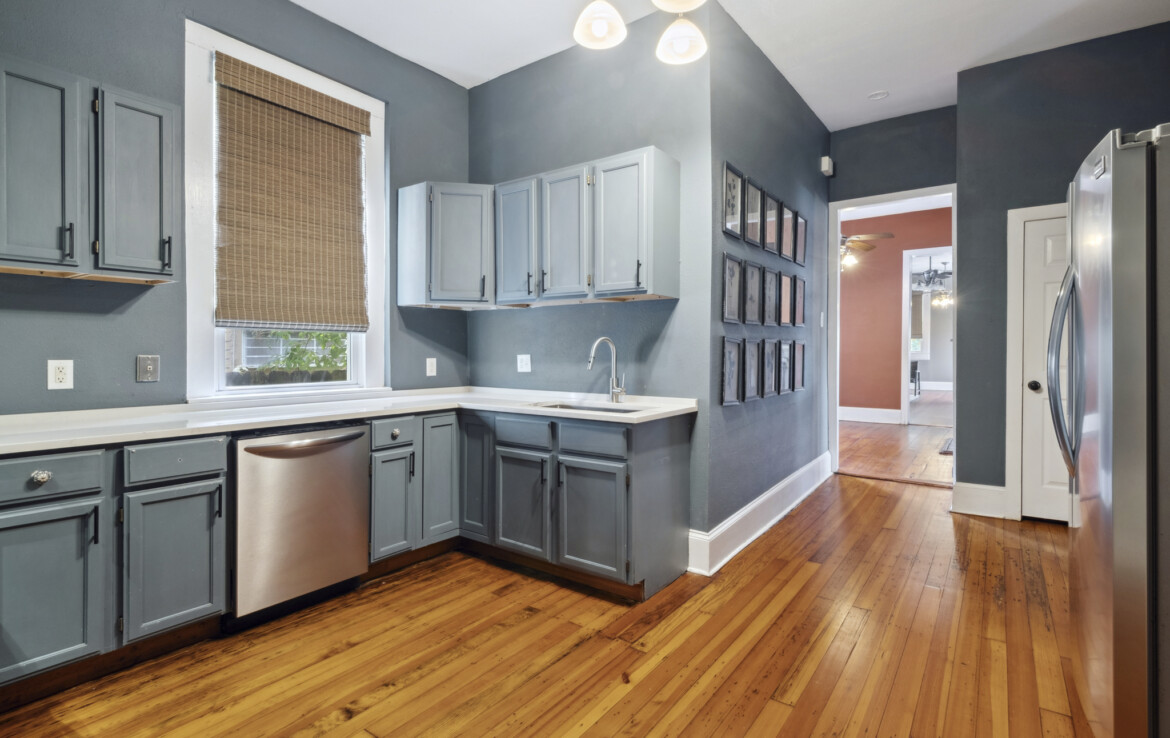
<box><xmin>517</xmin><ymin>354</ymin><xmax>531</xmax><ymax>373</ymax></box>
<box><xmin>426</xmin><ymin>357</ymin><xmax>437</xmax><ymax>377</ymax></box>
<box><xmin>137</xmin><ymin>355</ymin><xmax>160</xmax><ymax>382</ymax></box>
<box><xmin>47</xmin><ymin>359</ymin><xmax>73</xmax><ymax>390</ymax></box>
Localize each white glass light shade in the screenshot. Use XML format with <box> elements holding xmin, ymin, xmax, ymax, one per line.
<box><xmin>651</xmin><ymin>0</ymin><xmax>707</xmax><ymax>12</ymax></box>
<box><xmin>655</xmin><ymin>17</ymin><xmax>707</xmax><ymax>64</ymax></box>
<box><xmin>573</xmin><ymin>1</ymin><xmax>628</xmax><ymax>50</ymax></box>
<box><xmin>841</xmin><ymin>250</ymin><xmax>859</xmax><ymax>267</ymax></box>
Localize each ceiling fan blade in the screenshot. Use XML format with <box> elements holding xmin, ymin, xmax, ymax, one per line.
<box><xmin>846</xmin><ymin>240</ymin><xmax>878</xmax><ymax>252</ymax></box>
<box><xmin>847</xmin><ymin>232</ymin><xmax>894</xmax><ymax>241</ymax></box>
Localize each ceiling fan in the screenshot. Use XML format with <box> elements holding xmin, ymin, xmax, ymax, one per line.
<box><xmin>914</xmin><ymin>258</ymin><xmax>953</xmax><ymax>289</ymax></box>
<box><xmin>839</xmin><ymin>232</ymin><xmax>893</xmax><ymax>268</ymax></box>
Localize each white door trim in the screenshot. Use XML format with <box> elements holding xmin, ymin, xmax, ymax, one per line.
<box><xmin>828</xmin><ymin>184</ymin><xmax>957</xmax><ymax>474</ymax></box>
<box><xmin>1004</xmin><ymin>203</ymin><xmax>1067</xmax><ymax>521</ymax></box>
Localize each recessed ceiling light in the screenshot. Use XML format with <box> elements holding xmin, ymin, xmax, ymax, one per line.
<box><xmin>867</xmin><ymin>90</ymin><xmax>890</xmax><ymax>101</ymax></box>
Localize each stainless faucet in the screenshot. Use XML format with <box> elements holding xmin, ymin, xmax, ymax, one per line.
<box><xmin>587</xmin><ymin>336</ymin><xmax>626</xmax><ymax>403</ymax></box>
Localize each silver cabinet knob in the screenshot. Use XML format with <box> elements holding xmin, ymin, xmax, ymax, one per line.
<box><xmin>30</xmin><ymin>470</ymin><xmax>52</xmax><ymax>485</ymax></box>
<box><xmin>391</xmin><ymin>429</ymin><xmax>401</xmax><ymax>440</ymax></box>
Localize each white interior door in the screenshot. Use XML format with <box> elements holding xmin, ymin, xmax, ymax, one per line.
<box><xmin>1021</xmin><ymin>215</ymin><xmax>1071</xmax><ymax>521</ymax></box>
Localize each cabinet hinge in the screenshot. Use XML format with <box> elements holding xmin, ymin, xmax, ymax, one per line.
<box><xmin>587</xmin><ymin>274</ymin><xmax>592</xmax><ymax>287</ymax></box>
<box><xmin>92</xmin><ymin>240</ymin><xmax>100</xmax><ymax>255</ymax></box>
<box><xmin>586</xmin><ymin>174</ymin><xmax>594</xmax><ymax>186</ymax></box>
<box><xmin>117</xmin><ymin>616</ymin><xmax>124</xmax><ymax>633</ymax></box>
<box><xmin>92</xmin><ymin>98</ymin><xmax>100</xmax><ymax>114</ymax></box>
<box><xmin>625</xmin><ymin>560</ymin><xmax>630</xmax><ymax>574</ymax></box>
<box><xmin>118</xmin><ymin>507</ymin><xmax>124</xmax><ymax>524</ymax></box>
<box><xmin>625</xmin><ymin>474</ymin><xmax>631</xmax><ymax>488</ymax></box>
<box><xmin>369</xmin><ymin>458</ymin><xmax>373</xmax><ymax>477</ymax></box>
<box><xmin>429</xmin><ymin>189</ymin><xmax>434</xmax><ymax>202</ymax></box>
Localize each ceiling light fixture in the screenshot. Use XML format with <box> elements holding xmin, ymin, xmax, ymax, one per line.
<box><xmin>840</xmin><ymin>246</ymin><xmax>859</xmax><ymax>269</ymax></box>
<box><xmin>931</xmin><ymin>290</ymin><xmax>954</xmax><ymax>308</ymax></box>
<box><xmin>573</xmin><ymin>1</ymin><xmax>628</xmax><ymax>50</ymax></box>
<box><xmin>867</xmin><ymin>90</ymin><xmax>889</xmax><ymax>101</ymax></box>
<box><xmin>656</xmin><ymin>16</ymin><xmax>708</xmax><ymax>65</ymax></box>
<box><xmin>651</xmin><ymin>0</ymin><xmax>707</xmax><ymax>12</ymax></box>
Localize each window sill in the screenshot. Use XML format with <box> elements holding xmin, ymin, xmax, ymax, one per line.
<box><xmin>187</xmin><ymin>385</ymin><xmax>394</xmax><ymax>408</ymax></box>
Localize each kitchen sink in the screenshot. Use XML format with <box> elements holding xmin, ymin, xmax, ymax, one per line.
<box><xmin>532</xmin><ymin>402</ymin><xmax>644</xmax><ymax>413</ymax></box>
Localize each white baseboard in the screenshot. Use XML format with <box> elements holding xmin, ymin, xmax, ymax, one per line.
<box><xmin>921</xmin><ymin>381</ymin><xmax>954</xmax><ymax>391</ymax></box>
<box><xmin>838</xmin><ymin>406</ymin><xmax>902</xmax><ymax>424</ymax></box>
<box><xmin>950</xmin><ymin>482</ymin><xmax>1011</xmax><ymax>519</ymax></box>
<box><xmin>688</xmin><ymin>451</ymin><xmax>832</xmax><ymax>576</ymax></box>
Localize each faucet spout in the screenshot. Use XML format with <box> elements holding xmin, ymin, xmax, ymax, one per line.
<box><xmin>587</xmin><ymin>336</ymin><xmax>625</xmax><ymax>403</ymax></box>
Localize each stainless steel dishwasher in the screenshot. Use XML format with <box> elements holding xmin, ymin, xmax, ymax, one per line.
<box><xmin>234</xmin><ymin>425</ymin><xmax>370</xmax><ymax>616</ymax></box>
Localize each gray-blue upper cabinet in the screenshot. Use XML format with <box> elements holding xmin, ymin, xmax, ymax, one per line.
<box><xmin>555</xmin><ymin>455</ymin><xmax>628</xmax><ymax>582</ymax></box>
<box><xmin>397</xmin><ymin>181</ymin><xmax>495</xmax><ymax>307</ymax></box>
<box><xmin>97</xmin><ymin>87</ymin><xmax>178</xmax><ymax>275</ymax></box>
<box><xmin>0</xmin><ymin>497</ymin><xmax>108</xmax><ymax>685</ymax></box>
<box><xmin>540</xmin><ymin>165</ymin><xmax>591</xmax><ymax>298</ymax></box>
<box><xmin>121</xmin><ymin>479</ymin><xmax>225</xmax><ymax>642</ymax></box>
<box><xmin>0</xmin><ymin>56</ymin><xmax>85</xmax><ymax>268</ymax></box>
<box><xmin>495</xmin><ymin>178</ymin><xmax>539</xmax><ymax>304</ymax></box>
<box><xmin>495</xmin><ymin>446</ymin><xmax>553</xmax><ymax>560</ymax></box>
<box><xmin>371</xmin><ymin>444</ymin><xmax>416</xmax><ymax>560</ymax></box>
<box><xmin>421</xmin><ymin>414</ymin><xmax>459</xmax><ymax>544</ymax></box>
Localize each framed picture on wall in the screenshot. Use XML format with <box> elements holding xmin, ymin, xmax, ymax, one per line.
<box><xmin>744</xmin><ymin>262</ymin><xmax>763</xmax><ymax>325</ymax></box>
<box><xmin>763</xmin><ymin>194</ymin><xmax>780</xmax><ymax>254</ymax></box>
<box><xmin>744</xmin><ymin>339</ymin><xmax>761</xmax><ymax>401</ymax></box>
<box><xmin>763</xmin><ymin>339</ymin><xmax>779</xmax><ymax>397</ymax></box>
<box><xmin>722</xmin><ymin>163</ymin><xmax>744</xmax><ymax>238</ymax></box>
<box><xmin>780</xmin><ymin>205</ymin><xmax>796</xmax><ymax>260</ymax></box>
<box><xmin>722</xmin><ymin>337</ymin><xmax>743</xmax><ymax>405</ymax></box>
<box><xmin>795</xmin><ymin>213</ymin><xmax>808</xmax><ymax>265</ymax></box>
<box><xmin>763</xmin><ymin>268</ymin><xmax>779</xmax><ymax>326</ymax></box>
<box><xmin>780</xmin><ymin>272</ymin><xmax>793</xmax><ymax>326</ymax></box>
<box><xmin>794</xmin><ymin>276</ymin><xmax>806</xmax><ymax>326</ymax></box>
<box><xmin>723</xmin><ymin>253</ymin><xmax>744</xmax><ymax>323</ymax></box>
<box><xmin>744</xmin><ymin>180</ymin><xmax>763</xmax><ymax>247</ymax></box>
<box><xmin>779</xmin><ymin>339</ymin><xmax>793</xmax><ymax>394</ymax></box>
<box><xmin>794</xmin><ymin>341</ymin><xmax>806</xmax><ymax>391</ymax></box>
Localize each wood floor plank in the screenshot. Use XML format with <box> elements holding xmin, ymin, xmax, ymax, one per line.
<box><xmin>1004</xmin><ymin>547</ymin><xmax>1044</xmax><ymax>738</ymax></box>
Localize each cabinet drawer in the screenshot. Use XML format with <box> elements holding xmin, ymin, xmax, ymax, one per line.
<box><xmin>123</xmin><ymin>436</ymin><xmax>228</xmax><ymax>486</ymax></box>
<box><xmin>371</xmin><ymin>416</ymin><xmax>419</xmax><ymax>450</ymax></box>
<box><xmin>495</xmin><ymin>415</ymin><xmax>554</xmax><ymax>450</ymax></box>
<box><xmin>558</xmin><ymin>422</ymin><xmax>628</xmax><ymax>459</ymax></box>
<box><xmin>0</xmin><ymin>450</ymin><xmax>104</xmax><ymax>506</ymax></box>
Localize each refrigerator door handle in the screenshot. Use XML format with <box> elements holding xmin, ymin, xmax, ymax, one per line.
<box><xmin>1047</xmin><ymin>263</ymin><xmax>1079</xmax><ymax>477</ymax></box>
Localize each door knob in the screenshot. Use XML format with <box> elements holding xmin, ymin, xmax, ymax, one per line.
<box><xmin>1028</xmin><ymin>380</ymin><xmax>1042</xmax><ymax>392</ymax></box>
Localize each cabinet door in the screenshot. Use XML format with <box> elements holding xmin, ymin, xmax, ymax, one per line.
<box><xmin>421</xmin><ymin>414</ymin><xmax>459</xmax><ymax>544</ymax></box>
<box><xmin>0</xmin><ymin>57</ymin><xmax>83</xmax><ymax>267</ymax></box>
<box><xmin>429</xmin><ymin>183</ymin><xmax>492</xmax><ymax>302</ymax></box>
<box><xmin>495</xmin><ymin>447</ymin><xmax>552</xmax><ymax>560</ymax></box>
<box><xmin>98</xmin><ymin>87</ymin><xmax>176</xmax><ymax>274</ymax></box>
<box><xmin>371</xmin><ymin>445</ymin><xmax>416</xmax><ymax>560</ymax></box>
<box><xmin>556</xmin><ymin>455</ymin><xmax>628</xmax><ymax>581</ymax></box>
<box><xmin>593</xmin><ymin>150</ymin><xmax>648</xmax><ymax>295</ymax></box>
<box><xmin>122</xmin><ymin>480</ymin><xmax>225</xmax><ymax>642</ymax></box>
<box><xmin>540</xmin><ymin>165</ymin><xmax>590</xmax><ymax>297</ymax></box>
<box><xmin>459</xmin><ymin>414</ymin><xmax>494</xmax><ymax>543</ymax></box>
<box><xmin>495</xmin><ymin>178</ymin><xmax>539</xmax><ymax>303</ymax></box>
<box><xmin>0</xmin><ymin>498</ymin><xmax>106</xmax><ymax>684</ymax></box>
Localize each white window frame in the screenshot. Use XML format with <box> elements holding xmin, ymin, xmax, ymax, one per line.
<box><xmin>183</xmin><ymin>21</ymin><xmax>386</xmax><ymax>402</ymax></box>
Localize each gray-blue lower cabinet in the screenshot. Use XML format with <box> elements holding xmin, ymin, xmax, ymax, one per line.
<box><xmin>555</xmin><ymin>455</ymin><xmax>628</xmax><ymax>582</ymax></box>
<box><xmin>421</xmin><ymin>414</ymin><xmax>459</xmax><ymax>544</ymax></box>
<box><xmin>495</xmin><ymin>446</ymin><xmax>553</xmax><ymax>560</ymax></box>
<box><xmin>458</xmin><ymin>413</ymin><xmax>494</xmax><ymax>544</ymax></box>
<box><xmin>370</xmin><ymin>445</ymin><xmax>416</xmax><ymax>561</ymax></box>
<box><xmin>0</xmin><ymin>497</ymin><xmax>108</xmax><ymax>685</ymax></box>
<box><xmin>120</xmin><ymin>479</ymin><xmax>225</xmax><ymax>643</ymax></box>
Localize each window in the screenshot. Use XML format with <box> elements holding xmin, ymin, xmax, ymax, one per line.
<box><xmin>184</xmin><ymin>22</ymin><xmax>386</xmax><ymax>400</ymax></box>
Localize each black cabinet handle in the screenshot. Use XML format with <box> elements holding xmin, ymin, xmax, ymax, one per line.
<box><xmin>91</xmin><ymin>505</ymin><xmax>99</xmax><ymax>545</ymax></box>
<box><xmin>409</xmin><ymin>451</ymin><xmax>416</xmax><ymax>478</ymax></box>
<box><xmin>635</xmin><ymin>259</ymin><xmax>642</xmax><ymax>287</ymax></box>
<box><xmin>63</xmin><ymin>222</ymin><xmax>75</xmax><ymax>260</ymax></box>
<box><xmin>541</xmin><ymin>270</ymin><xmax>548</xmax><ymax>292</ymax></box>
<box><xmin>526</xmin><ymin>272</ymin><xmax>533</xmax><ymax>296</ymax></box>
<box><xmin>540</xmin><ymin>458</ymin><xmax>546</xmax><ymax>484</ymax></box>
<box><xmin>215</xmin><ymin>485</ymin><xmax>223</xmax><ymax>518</ymax></box>
<box><xmin>163</xmin><ymin>236</ymin><xmax>173</xmax><ymax>269</ymax></box>
<box><xmin>480</xmin><ymin>274</ymin><xmax>486</xmax><ymax>298</ymax></box>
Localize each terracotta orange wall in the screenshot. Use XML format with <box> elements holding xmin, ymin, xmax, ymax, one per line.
<box><xmin>840</xmin><ymin>208</ymin><xmax>951</xmax><ymax>410</ymax></box>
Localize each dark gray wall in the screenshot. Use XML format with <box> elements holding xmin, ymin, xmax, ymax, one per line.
<box><xmin>707</xmin><ymin>4</ymin><xmax>830</xmax><ymax>527</ymax></box>
<box><xmin>829</xmin><ymin>107</ymin><xmax>956</xmax><ymax>202</ymax></box>
<box><xmin>955</xmin><ymin>21</ymin><xmax>1170</xmax><ymax>486</ymax></box>
<box><xmin>466</xmin><ymin>11</ymin><xmax>716</xmax><ymax>527</ymax></box>
<box><xmin>0</xmin><ymin>0</ymin><xmax>470</xmax><ymax>413</ymax></box>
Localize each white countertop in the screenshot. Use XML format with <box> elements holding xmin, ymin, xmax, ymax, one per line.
<box><xmin>0</xmin><ymin>387</ymin><xmax>698</xmax><ymax>456</ymax></box>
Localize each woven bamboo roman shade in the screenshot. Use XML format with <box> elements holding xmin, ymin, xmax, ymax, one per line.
<box><xmin>214</xmin><ymin>53</ymin><xmax>371</xmax><ymax>332</ymax></box>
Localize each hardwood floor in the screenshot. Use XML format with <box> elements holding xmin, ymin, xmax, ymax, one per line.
<box><xmin>839</xmin><ymin>421</ymin><xmax>954</xmax><ymax>486</ymax></box>
<box><xmin>909</xmin><ymin>390</ymin><xmax>954</xmax><ymax>427</ymax></box>
<box><xmin>0</xmin><ymin>476</ymin><xmax>1085</xmax><ymax>737</ymax></box>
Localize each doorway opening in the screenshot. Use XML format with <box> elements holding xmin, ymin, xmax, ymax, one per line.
<box><xmin>828</xmin><ymin>186</ymin><xmax>957</xmax><ymax>488</ymax></box>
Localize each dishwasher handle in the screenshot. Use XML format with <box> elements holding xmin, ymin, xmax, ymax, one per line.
<box><xmin>243</xmin><ymin>430</ymin><xmax>367</xmax><ymax>459</ymax></box>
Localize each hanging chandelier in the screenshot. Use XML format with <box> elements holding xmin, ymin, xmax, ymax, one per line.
<box><xmin>573</xmin><ymin>0</ymin><xmax>708</xmax><ymax>64</ymax></box>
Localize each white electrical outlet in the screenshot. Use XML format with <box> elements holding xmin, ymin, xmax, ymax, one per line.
<box><xmin>47</xmin><ymin>359</ymin><xmax>74</xmax><ymax>390</ymax></box>
<box><xmin>517</xmin><ymin>354</ymin><xmax>531</xmax><ymax>373</ymax></box>
<box><xmin>426</xmin><ymin>357</ymin><xmax>437</xmax><ymax>377</ymax></box>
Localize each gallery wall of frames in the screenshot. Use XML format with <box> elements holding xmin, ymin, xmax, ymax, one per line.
<box><xmin>720</xmin><ymin>161</ymin><xmax>808</xmax><ymax>406</ymax></box>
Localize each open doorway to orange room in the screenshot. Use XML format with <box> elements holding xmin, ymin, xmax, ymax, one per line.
<box><xmin>827</xmin><ymin>186</ymin><xmax>957</xmax><ymax>487</ymax></box>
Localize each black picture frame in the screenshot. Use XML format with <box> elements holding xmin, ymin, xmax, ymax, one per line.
<box><xmin>779</xmin><ymin>340</ymin><xmax>793</xmax><ymax>394</ymax></box>
<box><xmin>780</xmin><ymin>205</ymin><xmax>795</xmax><ymax>260</ymax></box>
<box><xmin>743</xmin><ymin>262</ymin><xmax>762</xmax><ymax>326</ymax></box>
<box><xmin>780</xmin><ymin>272</ymin><xmax>793</xmax><ymax>326</ymax></box>
<box><xmin>744</xmin><ymin>180</ymin><xmax>763</xmax><ymax>247</ymax></box>
<box><xmin>794</xmin><ymin>341</ymin><xmax>806</xmax><ymax>391</ymax></box>
<box><xmin>722</xmin><ymin>337</ymin><xmax>743</xmax><ymax>405</ymax></box>
<box><xmin>722</xmin><ymin>163</ymin><xmax>744</xmax><ymax>239</ymax></box>
<box><xmin>744</xmin><ymin>339</ymin><xmax>761</xmax><ymax>401</ymax></box>
<box><xmin>763</xmin><ymin>268</ymin><xmax>779</xmax><ymax>326</ymax></box>
<box><xmin>794</xmin><ymin>276</ymin><xmax>806</xmax><ymax>327</ymax></box>
<box><xmin>722</xmin><ymin>253</ymin><xmax>744</xmax><ymax>323</ymax></box>
<box><xmin>795</xmin><ymin>213</ymin><xmax>808</xmax><ymax>265</ymax></box>
<box><xmin>763</xmin><ymin>194</ymin><xmax>780</xmax><ymax>254</ymax></box>
<box><xmin>762</xmin><ymin>339</ymin><xmax>779</xmax><ymax>397</ymax></box>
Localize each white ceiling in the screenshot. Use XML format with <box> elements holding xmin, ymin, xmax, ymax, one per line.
<box><xmin>289</xmin><ymin>0</ymin><xmax>1170</xmax><ymax>131</ymax></box>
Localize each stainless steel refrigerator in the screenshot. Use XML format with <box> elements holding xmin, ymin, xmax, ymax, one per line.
<box><xmin>1047</xmin><ymin>122</ymin><xmax>1168</xmax><ymax>738</ymax></box>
